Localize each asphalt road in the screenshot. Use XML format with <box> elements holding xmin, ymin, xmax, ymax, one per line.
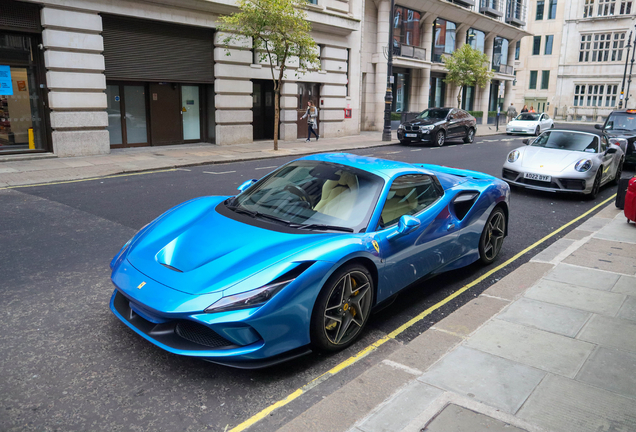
<box><xmin>1</xmin><ymin>123</ymin><xmax>631</xmax><ymax>432</ymax></box>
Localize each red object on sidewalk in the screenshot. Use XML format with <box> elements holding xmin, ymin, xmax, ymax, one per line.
<box><xmin>625</xmin><ymin>177</ymin><xmax>636</xmax><ymax>223</ymax></box>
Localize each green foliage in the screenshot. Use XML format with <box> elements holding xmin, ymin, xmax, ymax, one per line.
<box><xmin>218</xmin><ymin>0</ymin><xmax>321</xmax><ymax>149</ymax></box>
<box><xmin>390</xmin><ymin>112</ymin><xmax>401</xmax><ymax>121</ymax></box>
<box><xmin>443</xmin><ymin>44</ymin><xmax>494</xmax><ymax>108</ymax></box>
<box><xmin>467</xmin><ymin>111</ymin><xmax>483</xmax><ymax>118</ymax></box>
<box><xmin>488</xmin><ymin>111</ymin><xmax>498</xmax><ymax>118</ymax></box>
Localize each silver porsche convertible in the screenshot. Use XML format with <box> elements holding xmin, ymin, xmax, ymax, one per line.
<box><xmin>502</xmin><ymin>130</ymin><xmax>624</xmax><ymax>198</ymax></box>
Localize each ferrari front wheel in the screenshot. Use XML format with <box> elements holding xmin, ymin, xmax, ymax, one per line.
<box><xmin>310</xmin><ymin>264</ymin><xmax>374</xmax><ymax>352</ymax></box>
<box><xmin>479</xmin><ymin>207</ymin><xmax>506</xmax><ymax>265</ymax></box>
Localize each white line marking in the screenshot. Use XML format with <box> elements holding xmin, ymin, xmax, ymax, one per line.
<box><xmin>203</xmin><ymin>170</ymin><xmax>236</xmax><ymax>175</ymax></box>
<box><xmin>255</xmin><ymin>166</ymin><xmax>278</xmax><ymax>170</ymax></box>
<box><xmin>175</xmin><ymin>168</ymin><xmax>191</xmax><ymax>171</ymax></box>
<box><xmin>386</xmin><ymin>151</ymin><xmax>402</xmax><ymax>154</ymax></box>
<box><xmin>381</xmin><ymin>360</ymin><xmax>423</xmax><ymax>376</ymax></box>
<box><xmin>410</xmin><ymin>149</ymin><xmax>422</xmax><ymax>152</ymax></box>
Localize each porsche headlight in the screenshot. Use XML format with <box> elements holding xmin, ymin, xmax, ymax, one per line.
<box><xmin>507</xmin><ymin>150</ymin><xmax>520</xmax><ymax>163</ymax></box>
<box><xmin>205</xmin><ymin>280</ymin><xmax>292</xmax><ymax>313</ymax></box>
<box><xmin>575</xmin><ymin>159</ymin><xmax>593</xmax><ymax>172</ymax></box>
<box><xmin>609</xmin><ymin>138</ymin><xmax>627</xmax><ymax>148</ymax></box>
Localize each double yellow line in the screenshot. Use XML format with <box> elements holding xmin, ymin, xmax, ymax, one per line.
<box><xmin>229</xmin><ymin>193</ymin><xmax>617</xmax><ymax>432</ymax></box>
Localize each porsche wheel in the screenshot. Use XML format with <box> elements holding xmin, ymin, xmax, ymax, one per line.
<box><xmin>479</xmin><ymin>207</ymin><xmax>506</xmax><ymax>265</ymax></box>
<box><xmin>435</xmin><ymin>130</ymin><xmax>445</xmax><ymax>147</ymax></box>
<box><xmin>463</xmin><ymin>128</ymin><xmax>475</xmax><ymax>143</ymax></box>
<box><xmin>611</xmin><ymin>159</ymin><xmax>623</xmax><ymax>186</ymax></box>
<box><xmin>587</xmin><ymin>171</ymin><xmax>602</xmax><ymax>200</ymax></box>
<box><xmin>310</xmin><ymin>264</ymin><xmax>374</xmax><ymax>352</ymax></box>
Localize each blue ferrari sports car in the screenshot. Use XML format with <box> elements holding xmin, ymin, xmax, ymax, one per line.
<box><xmin>110</xmin><ymin>153</ymin><xmax>510</xmax><ymax>368</ymax></box>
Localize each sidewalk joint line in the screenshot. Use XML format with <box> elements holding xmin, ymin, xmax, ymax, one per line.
<box><xmin>228</xmin><ymin>194</ymin><xmax>616</xmax><ymax>432</ymax></box>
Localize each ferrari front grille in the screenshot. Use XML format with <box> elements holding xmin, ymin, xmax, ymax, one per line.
<box><xmin>175</xmin><ymin>321</ymin><xmax>233</xmax><ymax>348</ymax></box>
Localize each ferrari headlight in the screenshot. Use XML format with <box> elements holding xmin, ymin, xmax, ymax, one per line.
<box><xmin>609</xmin><ymin>138</ymin><xmax>627</xmax><ymax>148</ymax></box>
<box><xmin>205</xmin><ymin>280</ymin><xmax>292</xmax><ymax>313</ymax></box>
<box><xmin>575</xmin><ymin>159</ymin><xmax>593</xmax><ymax>172</ymax></box>
<box><xmin>507</xmin><ymin>150</ymin><xmax>520</xmax><ymax>163</ymax></box>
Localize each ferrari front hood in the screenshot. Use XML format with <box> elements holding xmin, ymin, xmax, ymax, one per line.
<box><xmin>519</xmin><ymin>147</ymin><xmax>587</xmax><ymax>172</ymax></box>
<box><xmin>127</xmin><ymin>197</ymin><xmax>332</xmax><ymax>295</ymax></box>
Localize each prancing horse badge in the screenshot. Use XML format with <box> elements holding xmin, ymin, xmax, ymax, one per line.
<box><xmin>137</xmin><ymin>281</ymin><xmax>146</xmax><ymax>289</ymax></box>
<box><xmin>372</xmin><ymin>240</ymin><xmax>380</xmax><ymax>254</ymax></box>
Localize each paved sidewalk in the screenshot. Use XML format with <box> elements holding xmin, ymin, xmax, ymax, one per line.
<box><xmin>279</xmin><ymin>203</ymin><xmax>636</xmax><ymax>432</ymax></box>
<box><xmin>0</xmin><ymin>126</ymin><xmax>502</xmax><ymax>188</ymax></box>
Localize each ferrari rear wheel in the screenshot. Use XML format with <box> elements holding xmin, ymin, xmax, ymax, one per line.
<box><xmin>479</xmin><ymin>207</ymin><xmax>506</xmax><ymax>265</ymax></box>
<box><xmin>311</xmin><ymin>264</ymin><xmax>374</xmax><ymax>352</ymax></box>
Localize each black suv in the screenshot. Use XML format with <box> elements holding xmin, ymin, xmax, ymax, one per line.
<box><xmin>595</xmin><ymin>109</ymin><xmax>636</xmax><ymax>166</ymax></box>
<box><xmin>397</xmin><ymin>108</ymin><xmax>477</xmax><ymax>147</ymax></box>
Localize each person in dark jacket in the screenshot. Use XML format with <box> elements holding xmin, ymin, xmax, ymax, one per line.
<box><xmin>521</xmin><ymin>104</ymin><xmax>528</xmax><ymax>113</ymax></box>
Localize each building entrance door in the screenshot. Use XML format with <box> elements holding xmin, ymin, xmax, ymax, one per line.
<box><xmin>150</xmin><ymin>83</ymin><xmax>182</xmax><ymax>145</ymax></box>
<box><xmin>429</xmin><ymin>74</ymin><xmax>446</xmax><ymax>108</ymax></box>
<box><xmin>253</xmin><ymin>80</ymin><xmax>275</xmax><ymax>140</ymax></box>
<box><xmin>297</xmin><ymin>82</ymin><xmax>320</xmax><ymax>139</ymax></box>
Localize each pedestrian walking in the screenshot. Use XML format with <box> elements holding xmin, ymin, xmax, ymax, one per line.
<box><xmin>521</xmin><ymin>104</ymin><xmax>528</xmax><ymax>113</ymax></box>
<box><xmin>301</xmin><ymin>101</ymin><xmax>319</xmax><ymax>142</ymax></box>
<box><xmin>507</xmin><ymin>103</ymin><xmax>518</xmax><ymax>123</ymax></box>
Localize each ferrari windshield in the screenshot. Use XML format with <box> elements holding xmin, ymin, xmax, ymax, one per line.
<box><xmin>230</xmin><ymin>160</ymin><xmax>384</xmax><ymax>232</ymax></box>
<box><xmin>416</xmin><ymin>108</ymin><xmax>450</xmax><ymax>119</ymax></box>
<box><xmin>515</xmin><ymin>113</ymin><xmax>540</xmax><ymax>121</ymax></box>
<box><xmin>531</xmin><ymin>131</ymin><xmax>598</xmax><ymax>153</ymax></box>
<box><xmin>605</xmin><ymin>112</ymin><xmax>636</xmax><ymax>131</ymax></box>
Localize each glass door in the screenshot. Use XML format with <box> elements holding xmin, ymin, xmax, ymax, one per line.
<box><xmin>181</xmin><ymin>85</ymin><xmax>200</xmax><ymax>141</ymax></box>
<box><xmin>106</xmin><ymin>82</ymin><xmax>149</xmax><ymax>148</ymax></box>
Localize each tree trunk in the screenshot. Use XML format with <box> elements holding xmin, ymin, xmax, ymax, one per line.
<box><xmin>457</xmin><ymin>86</ymin><xmax>463</xmax><ymax>109</ymax></box>
<box><xmin>274</xmin><ymin>89</ymin><xmax>280</xmax><ymax>151</ymax></box>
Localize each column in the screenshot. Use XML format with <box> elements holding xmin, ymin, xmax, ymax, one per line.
<box><xmin>319</xmin><ymin>46</ymin><xmax>348</xmax><ymax>138</ymax></box>
<box><xmin>422</xmin><ymin>15</ymin><xmax>438</xmax><ymax>62</ymax></box>
<box><xmin>41</xmin><ymin>7</ymin><xmax>109</xmax><ymax>157</ymax></box>
<box><xmin>418</xmin><ymin>68</ymin><xmax>431</xmax><ymax>110</ymax></box>
<box><xmin>480</xmin><ymin>33</ymin><xmax>497</xmax><ymax>124</ymax></box>
<box><xmin>374</xmin><ymin>0</ymin><xmax>390</xmax><ymax>130</ymax></box>
<box><xmin>279</xmin><ymin>82</ymin><xmax>298</xmax><ymax>141</ymax></box>
<box><xmin>456</xmin><ymin>24</ymin><xmax>469</xmax><ymax>50</ymax></box>
<box><xmin>213</xmin><ymin>32</ymin><xmax>254</xmax><ymax>145</ymax></box>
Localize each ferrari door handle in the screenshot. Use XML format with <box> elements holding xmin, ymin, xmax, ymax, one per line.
<box><xmin>447</xmin><ymin>223</ymin><xmax>455</xmax><ymax>231</ymax></box>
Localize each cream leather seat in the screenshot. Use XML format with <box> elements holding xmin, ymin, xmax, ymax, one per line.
<box><xmin>381</xmin><ymin>188</ymin><xmax>417</xmax><ymax>226</ymax></box>
<box><xmin>314</xmin><ymin>171</ymin><xmax>359</xmax><ymax>219</ymax></box>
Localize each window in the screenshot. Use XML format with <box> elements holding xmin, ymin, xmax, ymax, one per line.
<box><xmin>580</xmin><ymin>32</ymin><xmax>625</xmax><ymax>62</ymax></box>
<box><xmin>573</xmin><ymin>84</ymin><xmax>618</xmax><ymax>106</ymax></box>
<box><xmin>536</xmin><ymin>0</ymin><xmax>545</xmax><ymax>19</ymax></box>
<box><xmin>380</xmin><ymin>174</ymin><xmax>442</xmax><ymax>228</ymax></box>
<box><xmin>493</xmin><ymin>37</ymin><xmax>509</xmax><ymax>68</ymax></box>
<box><xmin>545</xmin><ymin>35</ymin><xmax>554</xmax><ymax>54</ymax></box>
<box><xmin>529</xmin><ymin>71</ymin><xmax>538</xmax><ymax>89</ymax></box>
<box><xmin>515</xmin><ymin>40</ymin><xmax>520</xmax><ymax>59</ymax></box>
<box><xmin>432</xmin><ymin>18</ymin><xmax>457</xmax><ymax>62</ymax></box>
<box><xmin>584</xmin><ymin>0</ymin><xmax>595</xmax><ymax>17</ymax></box>
<box><xmin>596</xmin><ymin>0</ymin><xmax>631</xmax><ymax>15</ymax></box>
<box><xmin>533</xmin><ymin>36</ymin><xmax>541</xmax><ymax>55</ymax></box>
<box><xmin>548</xmin><ymin>0</ymin><xmax>557</xmax><ymax>18</ymax></box>
<box><xmin>467</xmin><ymin>28</ymin><xmax>486</xmax><ymax>53</ymax></box>
<box><xmin>393</xmin><ymin>6</ymin><xmax>422</xmax><ymax>49</ymax></box>
<box><xmin>541</xmin><ymin>71</ymin><xmax>550</xmax><ymax>89</ymax></box>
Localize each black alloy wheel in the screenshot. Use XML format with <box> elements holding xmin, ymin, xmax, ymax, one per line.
<box><xmin>463</xmin><ymin>128</ymin><xmax>475</xmax><ymax>143</ymax></box>
<box><xmin>611</xmin><ymin>159</ymin><xmax>623</xmax><ymax>186</ymax></box>
<box><xmin>310</xmin><ymin>264</ymin><xmax>374</xmax><ymax>351</ymax></box>
<box><xmin>588</xmin><ymin>171</ymin><xmax>602</xmax><ymax>199</ymax></box>
<box><xmin>435</xmin><ymin>130</ymin><xmax>446</xmax><ymax>147</ymax></box>
<box><xmin>534</xmin><ymin>126</ymin><xmax>541</xmax><ymax>136</ymax></box>
<box><xmin>478</xmin><ymin>207</ymin><xmax>506</xmax><ymax>264</ymax></box>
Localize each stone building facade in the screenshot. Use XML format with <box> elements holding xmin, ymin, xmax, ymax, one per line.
<box><xmin>1</xmin><ymin>0</ymin><xmax>360</xmax><ymax>157</ymax></box>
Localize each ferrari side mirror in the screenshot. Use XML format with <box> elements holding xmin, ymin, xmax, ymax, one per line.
<box><xmin>594</xmin><ymin>124</ymin><xmax>602</xmax><ymax>130</ymax></box>
<box><xmin>238</xmin><ymin>179</ymin><xmax>258</xmax><ymax>192</ymax></box>
<box><xmin>387</xmin><ymin>215</ymin><xmax>420</xmax><ymax>241</ymax></box>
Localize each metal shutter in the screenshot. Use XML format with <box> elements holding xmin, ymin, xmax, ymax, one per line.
<box><xmin>102</xmin><ymin>15</ymin><xmax>214</xmax><ymax>83</ymax></box>
<box><xmin>0</xmin><ymin>0</ymin><xmax>40</xmax><ymax>33</ymax></box>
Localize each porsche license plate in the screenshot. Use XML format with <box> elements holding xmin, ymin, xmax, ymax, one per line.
<box><xmin>524</xmin><ymin>172</ymin><xmax>551</xmax><ymax>182</ymax></box>
<box><xmin>405</xmin><ymin>133</ymin><xmax>418</xmax><ymax>138</ymax></box>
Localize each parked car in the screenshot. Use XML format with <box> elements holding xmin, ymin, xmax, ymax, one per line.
<box><xmin>506</xmin><ymin>112</ymin><xmax>554</xmax><ymax>136</ymax></box>
<box><xmin>397</xmin><ymin>108</ymin><xmax>476</xmax><ymax>147</ymax></box>
<box><xmin>110</xmin><ymin>153</ymin><xmax>510</xmax><ymax>368</ymax></box>
<box><xmin>502</xmin><ymin>129</ymin><xmax>623</xmax><ymax>199</ymax></box>
<box><xmin>595</xmin><ymin>109</ymin><xmax>636</xmax><ymax>166</ymax></box>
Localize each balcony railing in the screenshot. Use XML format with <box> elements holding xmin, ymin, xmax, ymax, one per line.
<box><xmin>393</xmin><ymin>43</ymin><xmax>427</xmax><ymax>61</ymax></box>
<box><xmin>492</xmin><ymin>63</ymin><xmax>514</xmax><ymax>74</ymax></box>
<box><xmin>480</xmin><ymin>0</ymin><xmax>503</xmax><ymax>17</ymax></box>
<box><xmin>448</xmin><ymin>0</ymin><xmax>476</xmax><ymax>7</ymax></box>
<box><xmin>505</xmin><ymin>0</ymin><xmax>527</xmax><ymax>26</ymax></box>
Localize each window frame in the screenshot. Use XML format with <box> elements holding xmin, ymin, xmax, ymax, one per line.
<box><xmin>548</xmin><ymin>0</ymin><xmax>557</xmax><ymax>19</ymax></box>
<box><xmin>532</xmin><ymin>36</ymin><xmax>542</xmax><ymax>55</ymax></box>
<box><xmin>541</xmin><ymin>71</ymin><xmax>550</xmax><ymax>90</ymax></box>
<box><xmin>536</xmin><ymin>0</ymin><xmax>545</xmax><ymax>19</ymax></box>
<box><xmin>529</xmin><ymin>71</ymin><xmax>538</xmax><ymax>89</ymax></box>
<box><xmin>544</xmin><ymin>35</ymin><xmax>554</xmax><ymax>55</ymax></box>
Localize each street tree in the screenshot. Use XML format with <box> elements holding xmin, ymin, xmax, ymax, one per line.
<box><xmin>442</xmin><ymin>44</ymin><xmax>494</xmax><ymax>109</ymax></box>
<box><xmin>219</xmin><ymin>0</ymin><xmax>321</xmax><ymax>150</ymax></box>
